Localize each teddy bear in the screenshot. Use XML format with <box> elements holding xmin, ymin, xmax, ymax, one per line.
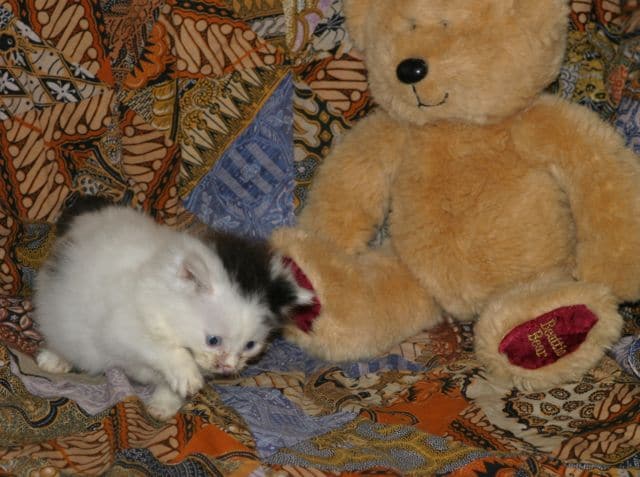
<box><xmin>272</xmin><ymin>0</ymin><xmax>640</xmax><ymax>390</ymax></box>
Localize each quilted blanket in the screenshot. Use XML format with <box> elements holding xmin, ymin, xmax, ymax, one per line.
<box><xmin>1</xmin><ymin>1</ymin><xmax>640</xmax><ymax>475</ymax></box>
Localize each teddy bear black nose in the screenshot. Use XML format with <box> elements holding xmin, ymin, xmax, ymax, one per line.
<box><xmin>396</xmin><ymin>58</ymin><xmax>428</xmax><ymax>84</ymax></box>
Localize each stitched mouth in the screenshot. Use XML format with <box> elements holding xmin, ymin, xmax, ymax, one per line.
<box><xmin>412</xmin><ymin>85</ymin><xmax>449</xmax><ymax>108</ymax></box>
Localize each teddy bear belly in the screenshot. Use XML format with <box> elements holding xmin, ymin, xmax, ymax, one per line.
<box><xmin>391</xmin><ymin>169</ymin><xmax>575</xmax><ymax>320</ymax></box>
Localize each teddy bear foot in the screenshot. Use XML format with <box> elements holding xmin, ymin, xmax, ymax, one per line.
<box><xmin>272</xmin><ymin>228</ymin><xmax>442</xmax><ymax>362</ymax></box>
<box><xmin>474</xmin><ymin>278</ymin><xmax>623</xmax><ymax>391</ymax></box>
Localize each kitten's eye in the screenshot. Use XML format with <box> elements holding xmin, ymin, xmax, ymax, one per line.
<box><xmin>245</xmin><ymin>341</ymin><xmax>256</xmax><ymax>351</ymax></box>
<box><xmin>207</xmin><ymin>335</ymin><xmax>221</xmax><ymax>346</ymax></box>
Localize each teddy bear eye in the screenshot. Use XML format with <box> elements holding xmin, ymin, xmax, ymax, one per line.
<box><xmin>408</xmin><ymin>18</ymin><xmax>417</xmax><ymax>30</ymax></box>
<box><xmin>440</xmin><ymin>19</ymin><xmax>450</xmax><ymax>28</ymax></box>
<box><xmin>245</xmin><ymin>340</ymin><xmax>256</xmax><ymax>351</ymax></box>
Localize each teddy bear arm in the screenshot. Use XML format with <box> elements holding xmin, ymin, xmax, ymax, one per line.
<box><xmin>568</xmin><ymin>149</ymin><xmax>640</xmax><ymax>301</ymax></box>
<box><xmin>514</xmin><ymin>97</ymin><xmax>640</xmax><ymax>301</ymax></box>
<box><xmin>297</xmin><ymin>112</ymin><xmax>405</xmax><ymax>252</ymax></box>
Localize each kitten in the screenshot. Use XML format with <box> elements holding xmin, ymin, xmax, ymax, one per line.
<box><xmin>34</xmin><ymin>197</ymin><xmax>312</xmax><ymax>420</ymax></box>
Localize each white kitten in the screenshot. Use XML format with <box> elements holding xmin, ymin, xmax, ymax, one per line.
<box><xmin>34</xmin><ymin>198</ymin><xmax>312</xmax><ymax>420</ymax></box>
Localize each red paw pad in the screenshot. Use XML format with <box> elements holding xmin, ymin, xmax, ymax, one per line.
<box><xmin>282</xmin><ymin>257</ymin><xmax>321</xmax><ymax>333</ymax></box>
<box><xmin>498</xmin><ymin>305</ymin><xmax>598</xmax><ymax>369</ymax></box>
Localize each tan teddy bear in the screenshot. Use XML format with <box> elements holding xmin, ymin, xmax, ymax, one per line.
<box><xmin>273</xmin><ymin>0</ymin><xmax>640</xmax><ymax>390</ymax></box>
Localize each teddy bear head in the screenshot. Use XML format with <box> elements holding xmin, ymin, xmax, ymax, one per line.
<box><xmin>344</xmin><ymin>0</ymin><xmax>569</xmax><ymax>126</ymax></box>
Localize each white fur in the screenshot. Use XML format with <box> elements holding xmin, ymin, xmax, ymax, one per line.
<box><xmin>34</xmin><ymin>206</ymin><xmax>273</xmax><ymax>420</ymax></box>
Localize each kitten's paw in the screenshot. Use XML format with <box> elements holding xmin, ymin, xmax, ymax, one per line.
<box><xmin>36</xmin><ymin>349</ymin><xmax>73</xmax><ymax>374</ymax></box>
<box><xmin>164</xmin><ymin>352</ymin><xmax>204</xmax><ymax>398</ymax></box>
<box><xmin>169</xmin><ymin>367</ymin><xmax>203</xmax><ymax>398</ymax></box>
<box><xmin>147</xmin><ymin>384</ymin><xmax>183</xmax><ymax>421</ymax></box>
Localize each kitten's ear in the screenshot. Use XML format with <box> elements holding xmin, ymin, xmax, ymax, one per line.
<box><xmin>178</xmin><ymin>253</ymin><xmax>212</xmax><ymax>292</ymax></box>
<box><xmin>267</xmin><ymin>254</ymin><xmax>315</xmax><ymax>322</ymax></box>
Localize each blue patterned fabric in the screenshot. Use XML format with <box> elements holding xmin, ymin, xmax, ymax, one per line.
<box><xmin>240</xmin><ymin>338</ymin><xmax>326</xmax><ymax>377</ymax></box>
<box><xmin>218</xmin><ymin>339</ymin><xmax>428</xmax><ymax>458</ymax></box>
<box><xmin>184</xmin><ymin>73</ymin><xmax>296</xmax><ymax>239</ymax></box>
<box><xmin>240</xmin><ymin>338</ymin><xmax>426</xmax><ymax>379</ymax></box>
<box><xmin>615</xmin><ymin>96</ymin><xmax>640</xmax><ymax>154</ymax></box>
<box><xmin>215</xmin><ymin>386</ymin><xmax>357</xmax><ymax>458</ymax></box>
<box><xmin>610</xmin><ymin>334</ymin><xmax>640</xmax><ymax>378</ymax></box>
<box><xmin>340</xmin><ymin>353</ymin><xmax>426</xmax><ymax>378</ymax></box>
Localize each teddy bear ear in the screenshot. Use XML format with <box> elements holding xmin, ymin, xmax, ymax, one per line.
<box><xmin>343</xmin><ymin>0</ymin><xmax>371</xmax><ymax>50</ymax></box>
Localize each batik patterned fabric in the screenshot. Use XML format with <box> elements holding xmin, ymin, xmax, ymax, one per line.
<box><xmin>182</xmin><ymin>72</ymin><xmax>296</xmax><ymax>238</ymax></box>
<box><xmin>2</xmin><ymin>0</ymin><xmax>640</xmax><ymax>476</ymax></box>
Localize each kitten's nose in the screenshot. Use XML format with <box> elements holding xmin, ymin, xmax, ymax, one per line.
<box><xmin>218</xmin><ymin>356</ymin><xmax>239</xmax><ymax>375</ymax></box>
<box><xmin>219</xmin><ymin>364</ymin><xmax>236</xmax><ymax>375</ymax></box>
<box><xmin>396</xmin><ymin>58</ymin><xmax>428</xmax><ymax>84</ymax></box>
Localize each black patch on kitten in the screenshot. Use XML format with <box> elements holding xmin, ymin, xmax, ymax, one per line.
<box><xmin>56</xmin><ymin>195</ymin><xmax>114</xmax><ymax>237</ymax></box>
<box><xmin>266</xmin><ymin>274</ymin><xmax>300</xmax><ymax>324</ymax></box>
<box><xmin>200</xmin><ymin>230</ymin><xmax>300</xmax><ymax>326</ymax></box>
<box><xmin>207</xmin><ymin>231</ymin><xmax>272</xmax><ymax>297</ymax></box>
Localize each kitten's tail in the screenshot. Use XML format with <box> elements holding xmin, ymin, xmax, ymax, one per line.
<box><xmin>56</xmin><ymin>195</ymin><xmax>114</xmax><ymax>236</ymax></box>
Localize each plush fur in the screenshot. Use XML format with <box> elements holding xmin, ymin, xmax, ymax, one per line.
<box><xmin>272</xmin><ymin>0</ymin><xmax>640</xmax><ymax>389</ymax></box>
